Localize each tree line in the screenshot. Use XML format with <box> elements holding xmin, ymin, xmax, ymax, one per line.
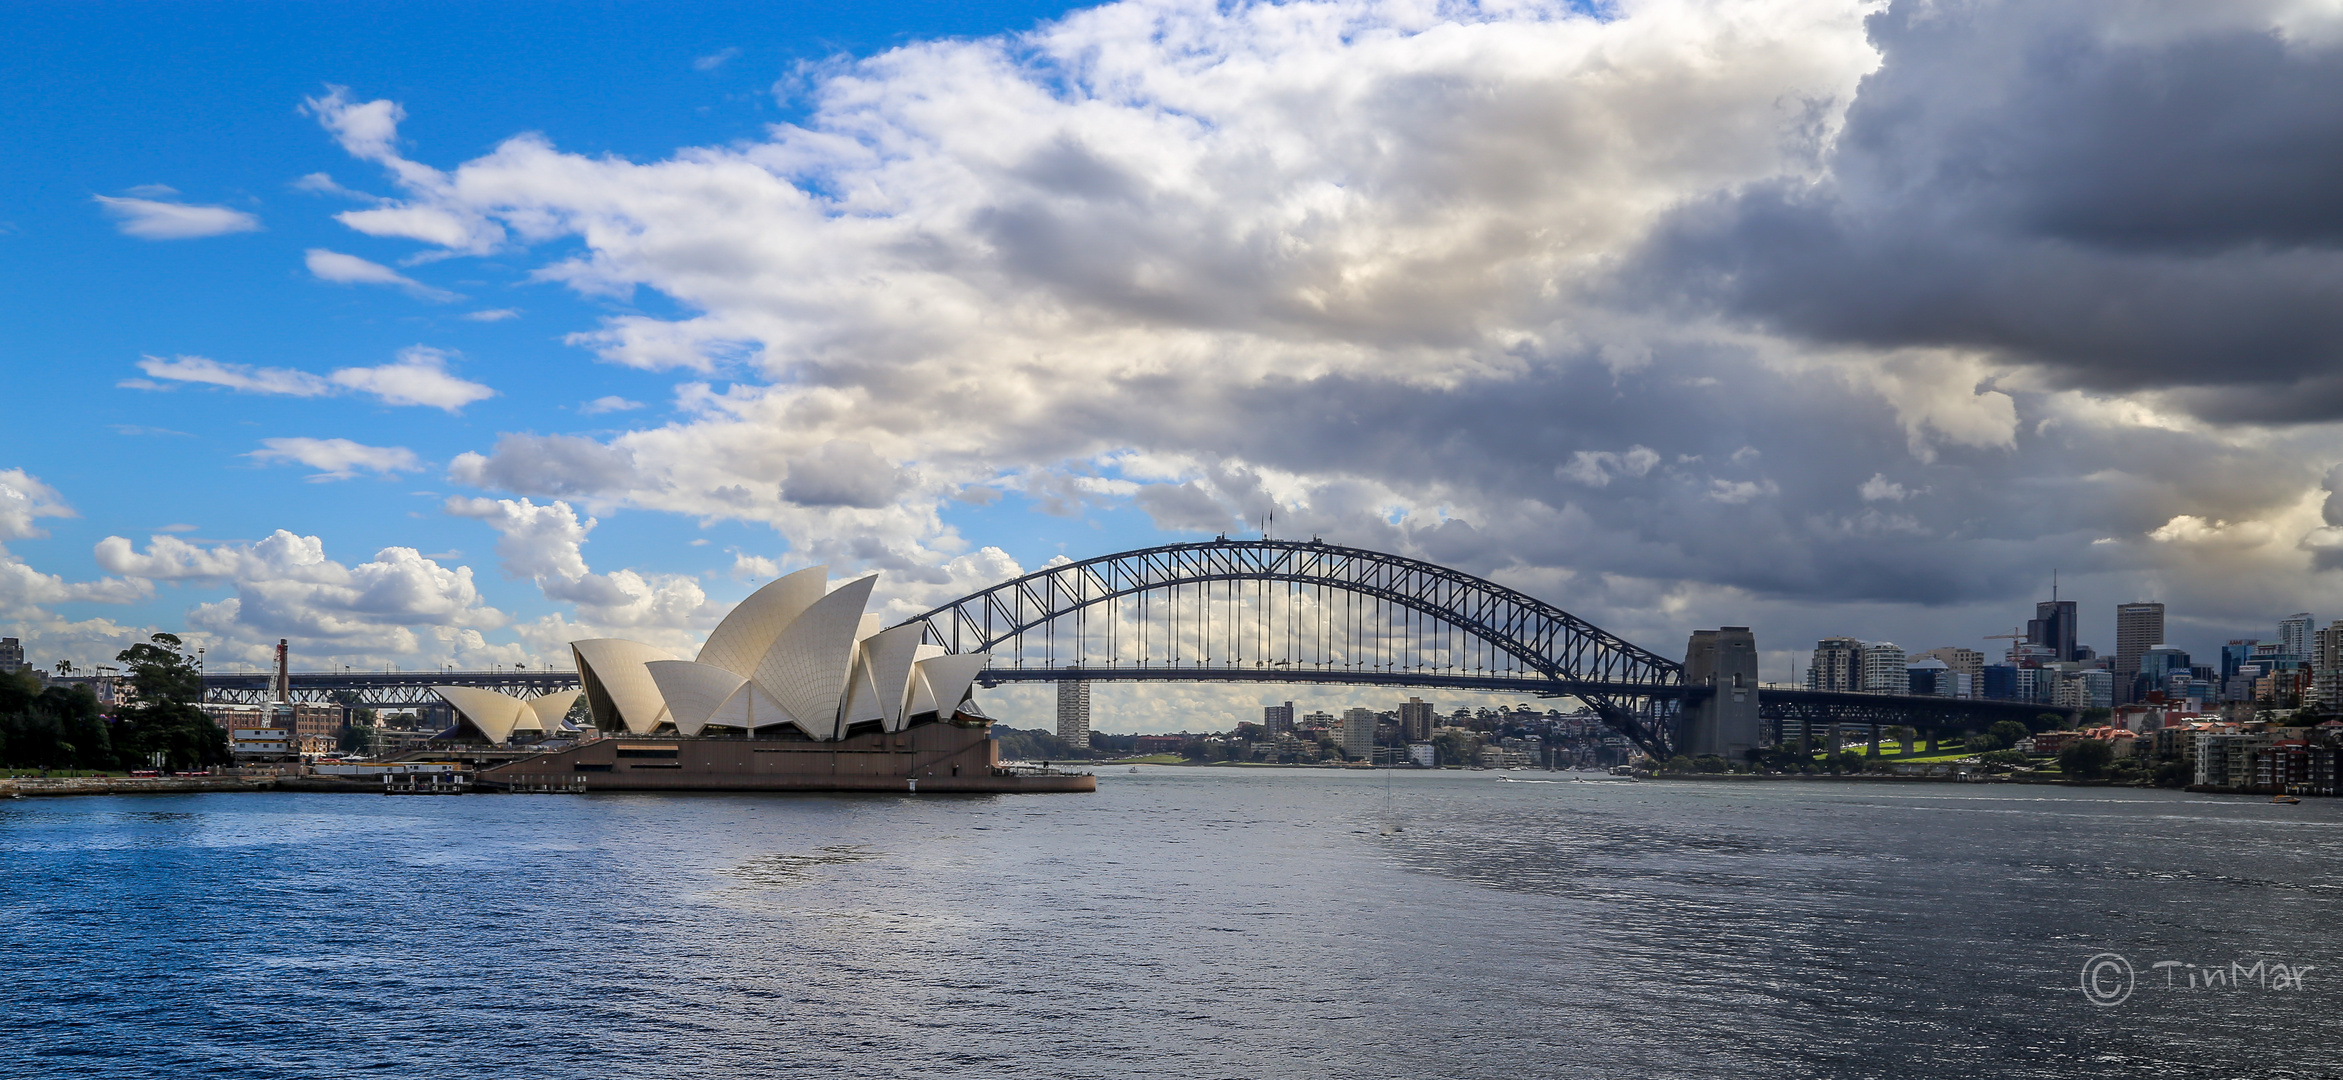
<box><xmin>0</xmin><ymin>634</ymin><xmax>229</xmax><ymax>772</ymax></box>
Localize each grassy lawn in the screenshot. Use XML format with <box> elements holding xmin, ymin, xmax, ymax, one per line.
<box><xmin>1873</xmin><ymin>749</ymin><xmax>1983</xmax><ymax>765</ymax></box>
<box><xmin>1801</xmin><ymin>742</ymin><xmax>1979</xmax><ymax>765</ymax></box>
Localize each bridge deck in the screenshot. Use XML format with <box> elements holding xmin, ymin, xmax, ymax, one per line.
<box><xmin>200</xmin><ymin>670</ymin><xmax>578</xmax><ymax>706</ymax></box>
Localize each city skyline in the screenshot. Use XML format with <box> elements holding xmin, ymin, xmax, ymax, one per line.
<box><xmin>9</xmin><ymin>0</ymin><xmax>2343</xmax><ymax>732</ymax></box>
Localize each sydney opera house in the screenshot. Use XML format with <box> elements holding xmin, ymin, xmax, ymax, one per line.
<box><xmin>437</xmin><ymin>567</ymin><xmax>1093</xmax><ymax>793</ymax></box>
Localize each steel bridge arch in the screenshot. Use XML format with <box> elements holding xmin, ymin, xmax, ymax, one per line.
<box><xmin>893</xmin><ymin>538</ymin><xmax>1689</xmax><ymax>756</ymax></box>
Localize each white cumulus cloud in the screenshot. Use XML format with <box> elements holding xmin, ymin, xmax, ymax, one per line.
<box><xmin>249</xmin><ymin>437</ymin><xmax>424</xmax><ymax>480</ymax></box>
<box><xmin>304</xmin><ymin>248</ymin><xmax>458</xmax><ymax>301</ymax></box>
<box><xmin>444</xmin><ymin>495</ymin><xmax>717</xmax><ymax>641</ymax></box>
<box><xmin>93</xmin><ymin>195</ymin><xmax>261</xmax><ymax>239</ymax></box>
<box><xmin>93</xmin><ymin>530</ymin><xmax>505</xmax><ymax>651</ymax></box>
<box><xmin>579</xmin><ymin>395</ymin><xmax>643</xmax><ymax>415</ymax></box>
<box><xmin>128</xmin><ymin>348</ymin><xmax>492</xmax><ymax>412</ymax></box>
<box><xmin>326</xmin><ymin>346</ymin><xmax>495</xmax><ymax>411</ymax></box>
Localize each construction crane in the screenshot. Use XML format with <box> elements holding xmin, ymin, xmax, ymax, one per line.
<box><xmin>1983</xmin><ymin>627</ymin><xmax>2028</xmax><ymax>662</ymax></box>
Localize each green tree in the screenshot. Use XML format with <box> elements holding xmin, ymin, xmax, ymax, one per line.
<box><xmin>1988</xmin><ymin>719</ymin><xmax>2031</xmax><ymax>748</ymax></box>
<box><xmin>2057</xmin><ymin>738</ymin><xmax>2115</xmax><ymax>779</ymax></box>
<box><xmin>0</xmin><ymin>669</ymin><xmax>110</xmax><ymax>771</ymax></box>
<box><xmin>1432</xmin><ymin>729</ymin><xmax>1475</xmax><ymax>767</ymax></box>
<box><xmin>111</xmin><ymin>633</ymin><xmax>227</xmax><ymax>770</ymax></box>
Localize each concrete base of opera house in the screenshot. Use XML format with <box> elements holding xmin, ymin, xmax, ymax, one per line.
<box><xmin>477</xmin><ymin>719</ymin><xmax>1096</xmax><ymax>794</ymax></box>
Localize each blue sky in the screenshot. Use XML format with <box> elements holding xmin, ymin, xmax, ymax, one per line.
<box><xmin>2</xmin><ymin>1</ymin><xmax>1138</xmax><ymax>660</ymax></box>
<box><xmin>8</xmin><ymin>0</ymin><xmax>2343</xmax><ymax>727</ymax></box>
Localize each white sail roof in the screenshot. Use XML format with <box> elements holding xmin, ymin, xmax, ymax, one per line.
<box><xmin>708</xmin><ymin>678</ymin><xmax>798</xmax><ymax>734</ymax></box>
<box><xmin>645</xmin><ymin>660</ymin><xmax>750</xmax><ymax>737</ymax></box>
<box><xmin>860</xmin><ymin>624</ymin><xmax>928</xmax><ymax>730</ymax></box>
<box><xmin>572</xmin><ymin>638</ymin><xmax>680</xmax><ymax>734</ymax></box>
<box><xmin>527</xmin><ymin>689</ymin><xmax>583</xmax><ymax>731</ymax></box>
<box><xmin>561</xmin><ymin>571</ymin><xmax>997</xmax><ymax>744</ymax></box>
<box><xmin>912</xmin><ymin>652</ymin><xmax>990</xmax><ymax>720</ymax></box>
<box><xmin>435</xmin><ymin>686</ymin><xmax>531</xmax><ymax>745</ymax></box>
<box><xmin>753</xmin><ymin>575</ymin><xmax>877</xmax><ymax>742</ymax></box>
<box><xmin>904</xmin><ymin>644</ymin><xmax>946</xmax><ymax>717</ymax></box>
<box><xmin>839</xmin><ymin>656</ymin><xmax>886</xmax><ymax>729</ymax></box>
<box><xmin>694</xmin><ymin>565</ymin><xmax>828</xmax><ymax>679</ymax></box>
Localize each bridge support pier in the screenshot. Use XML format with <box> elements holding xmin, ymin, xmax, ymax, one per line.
<box><xmin>1681</xmin><ymin>627</ymin><xmax>1760</xmax><ymax>760</ymax></box>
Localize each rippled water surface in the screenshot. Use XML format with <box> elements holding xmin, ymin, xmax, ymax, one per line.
<box><xmin>5</xmin><ymin>770</ymin><xmax>2342</xmax><ymax>1078</ymax></box>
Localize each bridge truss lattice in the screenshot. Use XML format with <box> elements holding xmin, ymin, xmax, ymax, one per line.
<box><xmin>895</xmin><ymin>538</ymin><xmax>1690</xmax><ymax>756</ymax></box>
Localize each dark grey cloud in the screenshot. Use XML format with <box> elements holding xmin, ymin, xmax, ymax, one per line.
<box><xmin>1086</xmin><ymin>335</ymin><xmax>2319</xmax><ymax>619</ymax></box>
<box><xmin>780</xmin><ymin>439</ymin><xmax>910</xmax><ymax>509</ymax></box>
<box><xmin>1634</xmin><ymin>0</ymin><xmax>2343</xmax><ymax>422</ymax></box>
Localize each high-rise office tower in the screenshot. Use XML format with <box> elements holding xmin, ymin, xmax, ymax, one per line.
<box><xmin>1860</xmin><ymin>642</ymin><xmax>1909</xmax><ymax>694</ymax></box>
<box><xmin>2114</xmin><ymin>603</ymin><xmax>2165</xmax><ymax>675</ymax></box>
<box><xmin>2315</xmin><ymin>624</ymin><xmax>2343</xmax><ymax>706</ymax></box>
<box><xmin>1056</xmin><ymin>680</ymin><xmax>1092</xmax><ymax>748</ymax></box>
<box><xmin>2028</xmin><ymin>599</ymin><xmax>2080</xmax><ymax>662</ymax></box>
<box><xmin>2279</xmin><ymin>613</ymin><xmax>2315</xmax><ymax>660</ymax></box>
<box><xmin>1808</xmin><ymin>637</ymin><xmax>1863</xmax><ymax>692</ymax></box>
<box><xmin>1340</xmin><ymin>708</ymin><xmax>1377</xmax><ymax>761</ymax></box>
<box><xmin>1398</xmin><ymin>697</ymin><xmax>1435</xmax><ymax>741</ymax></box>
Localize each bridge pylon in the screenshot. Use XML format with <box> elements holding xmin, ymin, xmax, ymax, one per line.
<box><xmin>1681</xmin><ymin>627</ymin><xmax>1760</xmax><ymax>760</ymax></box>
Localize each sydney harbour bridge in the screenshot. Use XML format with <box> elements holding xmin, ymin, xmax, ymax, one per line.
<box><xmin>201</xmin><ymin>538</ymin><xmax>2067</xmax><ymax>759</ymax></box>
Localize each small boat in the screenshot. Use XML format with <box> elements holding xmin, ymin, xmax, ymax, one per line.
<box><xmin>2274</xmin><ymin>794</ymin><xmax>2302</xmax><ymax>804</ymax></box>
<box><xmin>1128</xmin><ymin>767</ymin><xmax>1140</xmax><ymax>774</ymax></box>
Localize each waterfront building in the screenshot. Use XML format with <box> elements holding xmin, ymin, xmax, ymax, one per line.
<box><xmin>217</xmin><ymin>706</ymin><xmax>296</xmax><ymax>759</ymax></box>
<box><xmin>1263</xmin><ymin>701</ymin><xmax>1294</xmax><ymax>736</ymax></box>
<box><xmin>1398</xmin><ymin>697</ymin><xmax>1434</xmax><ymax>741</ymax></box>
<box><xmin>200</xmin><ymin>702</ymin><xmax>353</xmax><ymax>757</ymax></box>
<box><xmin>1808</xmin><ymin>637</ymin><xmax>1863</xmax><ymax>692</ymax></box>
<box><xmin>2196</xmin><ymin>731</ymin><xmax>2277</xmax><ymax>789</ymax></box>
<box><xmin>1057</xmin><ymin>680</ymin><xmax>1092</xmax><ymax>748</ymax></box>
<box><xmin>1860</xmin><ymin>642</ymin><xmax>1909</xmax><ymax>695</ymax></box>
<box><xmin>1341</xmin><ymin>708</ymin><xmax>1375</xmax><ymax>761</ymax></box>
<box><xmin>556</xmin><ymin>566</ymin><xmax>991</xmax><ymax>741</ymax></box>
<box><xmin>2315</xmin><ymin>624</ymin><xmax>2343</xmax><ymax>706</ymax></box>
<box><xmin>1408</xmin><ymin>742</ymin><xmax>1436</xmax><ymax>768</ymax></box>
<box><xmin>1133</xmin><ymin>734</ymin><xmax>1186</xmax><ymax>754</ymax></box>
<box><xmin>1476</xmin><ymin>745</ymin><xmax>1535</xmax><ymax>769</ymax></box>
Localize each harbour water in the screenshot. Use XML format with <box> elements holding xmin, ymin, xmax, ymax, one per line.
<box><xmin>4</xmin><ymin>770</ymin><xmax>2340</xmax><ymax>1078</ymax></box>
